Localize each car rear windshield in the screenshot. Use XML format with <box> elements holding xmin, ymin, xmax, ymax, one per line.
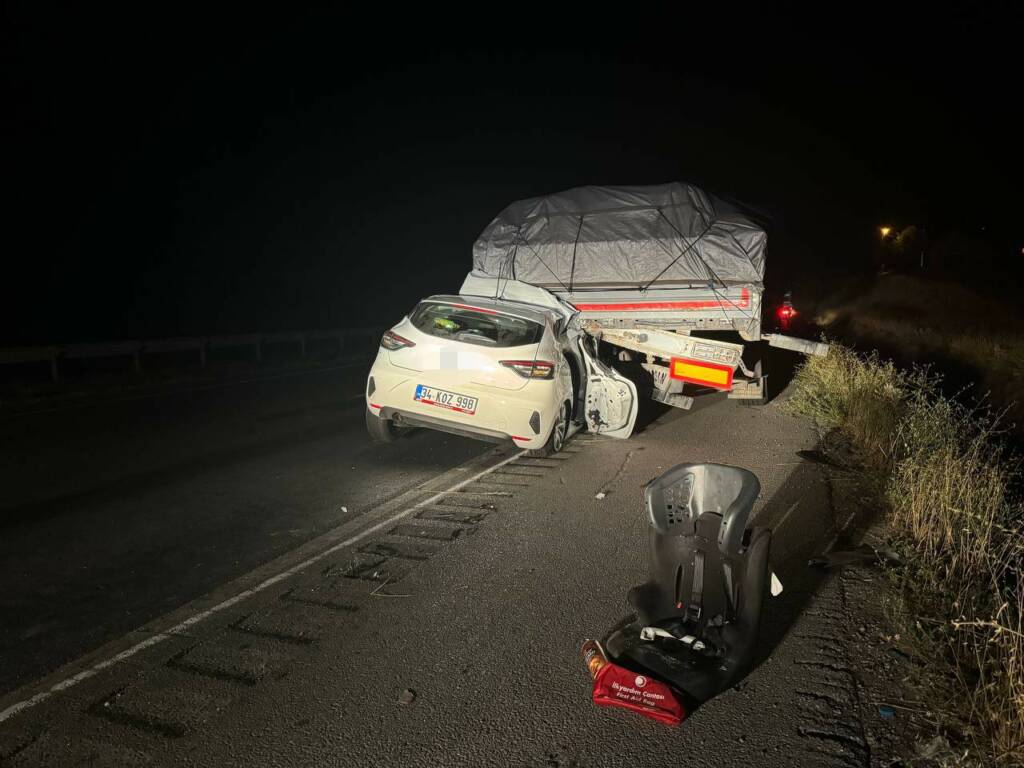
<box><xmin>410</xmin><ymin>302</ymin><xmax>544</xmax><ymax>348</ymax></box>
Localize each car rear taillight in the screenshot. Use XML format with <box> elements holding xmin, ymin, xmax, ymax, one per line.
<box><xmin>381</xmin><ymin>330</ymin><xmax>416</xmax><ymax>350</ymax></box>
<box><xmin>500</xmin><ymin>360</ymin><xmax>556</xmax><ymax>379</ymax></box>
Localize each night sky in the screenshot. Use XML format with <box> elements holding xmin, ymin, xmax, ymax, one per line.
<box><xmin>4</xmin><ymin>7</ymin><xmax>1020</xmax><ymax>345</ymax></box>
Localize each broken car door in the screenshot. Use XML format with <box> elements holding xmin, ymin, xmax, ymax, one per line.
<box><xmin>578</xmin><ymin>336</ymin><xmax>638</xmax><ymax>438</ymax></box>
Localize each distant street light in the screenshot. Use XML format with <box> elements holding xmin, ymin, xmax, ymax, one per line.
<box><xmin>879</xmin><ymin>226</ymin><xmax>892</xmax><ymax>238</ymax></box>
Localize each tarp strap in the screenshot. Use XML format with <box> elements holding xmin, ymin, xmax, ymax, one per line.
<box><xmin>513</xmin><ymin>228</ymin><xmax>569</xmax><ymax>292</ymax></box>
<box><xmin>649</xmin><ymin>208</ymin><xmax>753</xmax><ymax>321</ymax></box>
<box><xmin>642</xmin><ymin>212</ymin><xmax>718</xmax><ymax>291</ymax></box>
<box><xmin>495</xmin><ymin>238</ymin><xmax>519</xmax><ymax>300</ymax></box>
<box><xmin>689</xmin><ymin>550</ymin><xmax>705</xmax><ymax>620</ymax></box>
<box><xmin>568</xmin><ymin>215</ymin><xmax>584</xmax><ymax>293</ymax></box>
<box><xmin>509</xmin><ymin>224</ymin><xmax>521</xmax><ymax>281</ymax></box>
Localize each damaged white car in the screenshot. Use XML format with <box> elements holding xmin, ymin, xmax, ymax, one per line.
<box><xmin>365</xmin><ymin>289</ymin><xmax>638</xmax><ymax>455</ymax></box>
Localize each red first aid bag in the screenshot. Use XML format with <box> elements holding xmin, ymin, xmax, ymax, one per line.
<box><xmin>582</xmin><ymin>640</ymin><xmax>686</xmax><ymax>726</ymax></box>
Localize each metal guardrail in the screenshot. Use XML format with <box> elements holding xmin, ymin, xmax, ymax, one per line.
<box><xmin>0</xmin><ymin>328</ymin><xmax>382</xmax><ymax>382</ymax></box>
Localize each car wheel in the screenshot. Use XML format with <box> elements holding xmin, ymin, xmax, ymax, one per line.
<box><xmin>530</xmin><ymin>401</ymin><xmax>570</xmax><ymax>457</ymax></box>
<box><xmin>365</xmin><ymin>407</ymin><xmax>402</xmax><ymax>443</ymax></box>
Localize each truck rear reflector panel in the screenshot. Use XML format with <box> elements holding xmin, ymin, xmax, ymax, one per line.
<box><xmin>669</xmin><ymin>357</ymin><xmax>734</xmax><ymax>390</ymax></box>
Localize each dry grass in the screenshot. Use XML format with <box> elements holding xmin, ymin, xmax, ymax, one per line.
<box><xmin>814</xmin><ymin>275</ymin><xmax>1024</xmax><ymax>433</ymax></box>
<box><xmin>789</xmin><ymin>348</ymin><xmax>1024</xmax><ymax>764</ymax></box>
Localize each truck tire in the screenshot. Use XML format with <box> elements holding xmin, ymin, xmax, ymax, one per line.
<box><xmin>365</xmin><ymin>408</ymin><xmax>402</xmax><ymax>443</ymax></box>
<box><xmin>530</xmin><ymin>401</ymin><xmax>571</xmax><ymax>457</ymax></box>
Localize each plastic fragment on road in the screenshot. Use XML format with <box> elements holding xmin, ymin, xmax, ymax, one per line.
<box><xmin>595</xmin><ymin>492</ymin><xmax>607</xmax><ymax>500</ymax></box>
<box><xmin>398</xmin><ymin>688</ymin><xmax>417</xmax><ymax>705</ymax></box>
<box><xmin>878</xmin><ymin>704</ymin><xmax>895</xmax><ymax>720</ymax></box>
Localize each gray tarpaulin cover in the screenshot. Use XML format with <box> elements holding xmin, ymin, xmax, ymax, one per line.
<box><xmin>472</xmin><ymin>183</ymin><xmax>766</xmax><ymax>291</ymax></box>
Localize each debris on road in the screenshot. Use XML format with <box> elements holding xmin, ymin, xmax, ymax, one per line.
<box><xmin>808</xmin><ymin>544</ymin><xmax>902</xmax><ymax>569</ymax></box>
<box><xmin>916</xmin><ymin>735</ymin><xmax>953</xmax><ymax>760</ymax></box>
<box><xmin>398</xmin><ymin>689</ymin><xmax>417</xmax><ymax>705</ymax></box>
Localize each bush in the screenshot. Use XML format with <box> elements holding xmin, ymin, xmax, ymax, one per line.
<box><xmin>789</xmin><ymin>347</ymin><xmax>1024</xmax><ymax>763</ymax></box>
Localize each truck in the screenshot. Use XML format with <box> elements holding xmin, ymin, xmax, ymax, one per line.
<box><xmin>366</xmin><ymin>182</ymin><xmax>827</xmax><ymax>450</ymax></box>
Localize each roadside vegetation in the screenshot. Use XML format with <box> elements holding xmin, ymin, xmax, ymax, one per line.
<box><xmin>788</xmin><ymin>345</ymin><xmax>1024</xmax><ymax>764</ymax></box>
<box><xmin>814</xmin><ymin>274</ymin><xmax>1024</xmax><ymax>432</ymax></box>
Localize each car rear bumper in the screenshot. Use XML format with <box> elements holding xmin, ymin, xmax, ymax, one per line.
<box><xmin>366</xmin><ymin>354</ymin><xmax>556</xmax><ymax>450</ymax></box>
<box><xmin>379</xmin><ymin>407</ymin><xmax>514</xmax><ymax>445</ymax></box>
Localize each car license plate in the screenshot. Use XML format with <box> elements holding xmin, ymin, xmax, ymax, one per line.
<box><xmin>414</xmin><ymin>385</ymin><xmax>478</xmax><ymax>415</ymax></box>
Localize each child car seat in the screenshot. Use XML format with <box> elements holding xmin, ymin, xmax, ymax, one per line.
<box><xmin>603</xmin><ymin>463</ymin><xmax>771</xmax><ymax>706</ymax></box>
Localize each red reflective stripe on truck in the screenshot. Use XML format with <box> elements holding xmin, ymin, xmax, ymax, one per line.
<box><xmin>573</xmin><ymin>288</ymin><xmax>750</xmax><ymax>311</ymax></box>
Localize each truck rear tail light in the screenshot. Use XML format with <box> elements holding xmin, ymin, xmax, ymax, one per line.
<box><xmin>776</xmin><ymin>305</ymin><xmax>796</xmax><ymax>320</ymax></box>
<box><xmin>669</xmin><ymin>357</ymin><xmax>734</xmax><ymax>391</ymax></box>
<box><xmin>500</xmin><ymin>360</ymin><xmax>555</xmax><ymax>379</ymax></box>
<box><xmin>381</xmin><ymin>330</ymin><xmax>416</xmax><ymax>350</ymax></box>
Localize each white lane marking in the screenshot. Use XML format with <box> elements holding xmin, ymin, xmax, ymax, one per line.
<box><xmin>0</xmin><ymin>449</ymin><xmax>525</xmax><ymax>724</ymax></box>
<box><xmin>2</xmin><ymin>360</ymin><xmax>370</xmax><ymax>419</ymax></box>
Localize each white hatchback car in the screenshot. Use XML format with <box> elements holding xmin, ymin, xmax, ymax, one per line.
<box><xmin>365</xmin><ymin>294</ymin><xmax>638</xmax><ymax>454</ymax></box>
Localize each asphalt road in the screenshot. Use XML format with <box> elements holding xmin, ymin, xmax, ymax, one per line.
<box><xmin>0</xmin><ymin>353</ymin><xmax>878</xmax><ymax>767</ymax></box>
<box><xmin>0</xmin><ymin>363</ymin><xmax>483</xmax><ymax>696</ymax></box>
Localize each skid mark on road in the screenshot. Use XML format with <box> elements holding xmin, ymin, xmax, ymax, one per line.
<box><xmin>0</xmin><ymin>437</ymin><xmax>585</xmax><ymax>759</ymax></box>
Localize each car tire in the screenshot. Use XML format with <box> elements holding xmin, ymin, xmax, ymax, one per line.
<box><xmin>530</xmin><ymin>401</ymin><xmax>570</xmax><ymax>457</ymax></box>
<box><xmin>365</xmin><ymin>408</ymin><xmax>402</xmax><ymax>443</ymax></box>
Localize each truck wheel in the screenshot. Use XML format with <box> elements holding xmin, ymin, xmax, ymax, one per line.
<box><xmin>365</xmin><ymin>408</ymin><xmax>402</xmax><ymax>443</ymax></box>
<box><xmin>530</xmin><ymin>401</ymin><xmax>570</xmax><ymax>457</ymax></box>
